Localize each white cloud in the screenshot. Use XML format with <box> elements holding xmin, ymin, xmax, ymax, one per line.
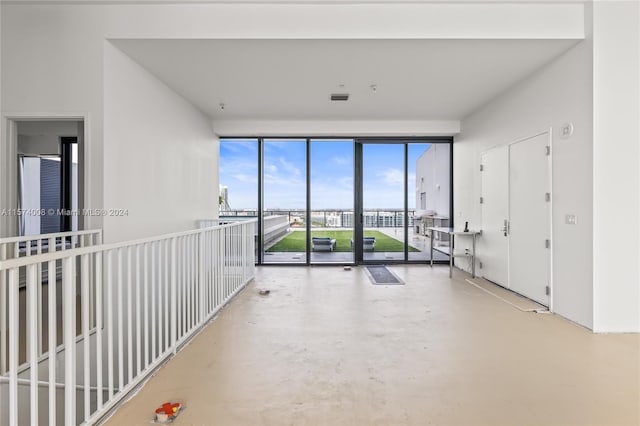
<box><xmin>332</xmin><ymin>156</ymin><xmax>349</xmax><ymax>166</ymax></box>
<box><xmin>279</xmin><ymin>157</ymin><xmax>301</xmax><ymax>176</ymax></box>
<box><xmin>264</xmin><ymin>163</ymin><xmax>278</xmax><ymax>174</ymax></box>
<box><xmin>232</xmin><ymin>173</ymin><xmax>257</xmax><ymax>183</ymax></box>
<box><xmin>380</xmin><ymin>168</ymin><xmax>404</xmax><ymax>185</ymax></box>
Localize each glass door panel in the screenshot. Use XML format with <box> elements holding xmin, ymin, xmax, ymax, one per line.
<box><xmin>262</xmin><ymin>139</ymin><xmax>307</xmax><ymax>264</ymax></box>
<box><xmin>361</xmin><ymin>144</ymin><xmax>406</xmax><ymax>261</ymax></box>
<box><xmin>219</xmin><ymin>139</ymin><xmax>259</xmax><ymax>262</ymax></box>
<box><xmin>409</xmin><ymin>143</ymin><xmax>451</xmax><ymax>262</ymax></box>
<box><xmin>310</xmin><ymin>139</ymin><xmax>354</xmax><ymax>264</ymax></box>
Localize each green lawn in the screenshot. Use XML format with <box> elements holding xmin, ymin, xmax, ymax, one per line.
<box><xmin>266</xmin><ymin>230</ymin><xmax>419</xmax><ymax>252</ymax></box>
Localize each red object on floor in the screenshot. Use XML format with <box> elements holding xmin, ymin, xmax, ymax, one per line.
<box><xmin>155</xmin><ymin>402</ymin><xmax>181</xmax><ymax>418</ymax></box>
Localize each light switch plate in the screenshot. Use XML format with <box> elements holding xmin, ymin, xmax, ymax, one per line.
<box><xmin>565</xmin><ymin>214</ymin><xmax>577</xmax><ymax>225</ymax></box>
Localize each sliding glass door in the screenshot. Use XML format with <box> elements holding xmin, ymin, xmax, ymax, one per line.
<box><xmin>219</xmin><ymin>137</ymin><xmax>452</xmax><ymax>265</ymax></box>
<box><xmin>262</xmin><ymin>139</ymin><xmax>307</xmax><ymax>264</ymax></box>
<box><xmin>310</xmin><ymin>139</ymin><xmax>354</xmax><ymax>264</ymax></box>
<box><xmin>219</xmin><ymin>138</ymin><xmax>259</xmax><ymax>261</ymax></box>
<box><xmin>360</xmin><ymin>143</ymin><xmax>407</xmax><ymax>261</ymax></box>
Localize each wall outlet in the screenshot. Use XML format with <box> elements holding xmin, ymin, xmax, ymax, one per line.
<box><xmin>565</xmin><ymin>214</ymin><xmax>577</xmax><ymax>225</ymax></box>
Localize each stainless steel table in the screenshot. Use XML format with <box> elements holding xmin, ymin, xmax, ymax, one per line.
<box><xmin>428</xmin><ymin>227</ymin><xmax>480</xmax><ymax>278</ymax></box>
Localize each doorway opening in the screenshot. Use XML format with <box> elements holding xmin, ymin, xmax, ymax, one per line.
<box><xmin>14</xmin><ymin>121</ymin><xmax>84</xmax><ymax>236</ymax></box>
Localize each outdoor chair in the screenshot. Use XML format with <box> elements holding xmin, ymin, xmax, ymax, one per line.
<box><xmin>312</xmin><ymin>237</ymin><xmax>337</xmax><ymax>251</ymax></box>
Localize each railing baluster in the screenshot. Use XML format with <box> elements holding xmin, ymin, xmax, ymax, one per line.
<box><xmin>186</xmin><ymin>236</ymin><xmax>192</xmax><ymax>332</ymax></box>
<box><xmin>217</xmin><ymin>229</ymin><xmax>221</xmax><ymax>306</ymax></box>
<box><xmin>36</xmin><ymin>239</ymin><xmax>43</xmax><ymax>357</ymax></box>
<box><xmin>8</xmin><ymin>268</ymin><xmax>19</xmax><ymax>425</ymax></box>
<box><xmin>127</xmin><ymin>246</ymin><xmax>133</xmax><ymax>385</ymax></box>
<box><xmin>158</xmin><ymin>243</ymin><xmax>169</xmax><ymax>353</ymax></box>
<box><xmin>136</xmin><ymin>245</ymin><xmax>141</xmax><ymax>376</ymax></box>
<box><xmin>82</xmin><ymin>253</ymin><xmax>91</xmax><ymax>422</ymax></box>
<box><xmin>208</xmin><ymin>231</ymin><xmax>213</xmax><ymax>316</ymax></box>
<box><xmin>156</xmin><ymin>242</ymin><xmax>169</xmax><ymax>354</ymax></box>
<box><xmin>178</xmin><ymin>237</ymin><xmax>183</xmax><ymax>339</ymax></box>
<box><xmin>206</xmin><ymin>231</ymin><xmax>211</xmax><ymax>316</ymax></box>
<box><xmin>47</xmin><ymin>237</ymin><xmax>56</xmax><ymax>425</ymax></box>
<box><xmin>190</xmin><ymin>236</ymin><xmax>195</xmax><ymax>329</ymax></box>
<box><xmin>170</xmin><ymin>238</ymin><xmax>177</xmax><ymax>353</ymax></box>
<box><xmin>63</xmin><ymin>256</ymin><xmax>77</xmax><ymax>426</ymax></box>
<box><xmin>143</xmin><ymin>244</ymin><xmax>149</xmax><ymax>369</ymax></box>
<box><xmin>163</xmin><ymin>240</ymin><xmax>171</xmax><ymax>350</ymax></box>
<box><xmin>198</xmin><ymin>233</ymin><xmax>204</xmax><ymax>324</ymax></box>
<box><xmin>107</xmin><ymin>250</ymin><xmax>115</xmax><ymax>399</ymax></box>
<box><xmin>27</xmin><ymin>263</ymin><xmax>38</xmax><ymax>425</ymax></box>
<box><xmin>96</xmin><ymin>250</ymin><xmax>104</xmax><ymax>410</ymax></box>
<box><xmin>151</xmin><ymin>242</ymin><xmax>157</xmax><ymax>361</ymax></box>
<box><xmin>117</xmin><ymin>249</ymin><xmax>124</xmax><ymax>392</ymax></box>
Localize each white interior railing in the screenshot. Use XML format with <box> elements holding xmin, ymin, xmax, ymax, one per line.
<box><xmin>0</xmin><ymin>229</ymin><xmax>103</xmax><ymax>260</ymax></box>
<box><xmin>0</xmin><ymin>220</ymin><xmax>256</xmax><ymax>425</ymax></box>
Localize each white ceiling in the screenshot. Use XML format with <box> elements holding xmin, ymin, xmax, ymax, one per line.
<box><xmin>113</xmin><ymin>38</ymin><xmax>579</xmax><ymax>121</ymax></box>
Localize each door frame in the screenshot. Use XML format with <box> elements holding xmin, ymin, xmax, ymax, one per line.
<box><xmin>1</xmin><ymin>113</ymin><xmax>89</xmax><ymax>237</ymax></box>
<box><xmin>479</xmin><ymin>128</ymin><xmax>553</xmax><ymax>310</ymax></box>
<box><xmin>354</xmin><ymin>138</ymin><xmax>454</xmax><ymax>265</ymax></box>
<box><xmin>222</xmin><ymin>136</ymin><xmax>453</xmax><ymax>266</ymax></box>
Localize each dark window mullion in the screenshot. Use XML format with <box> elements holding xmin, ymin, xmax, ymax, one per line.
<box><xmin>258</xmin><ymin>138</ymin><xmax>264</xmax><ymax>265</ymax></box>
<box><xmin>306</xmin><ymin>138</ymin><xmax>311</xmax><ymax>265</ymax></box>
<box><xmin>404</xmin><ymin>143</ymin><xmax>409</xmax><ymax>262</ymax></box>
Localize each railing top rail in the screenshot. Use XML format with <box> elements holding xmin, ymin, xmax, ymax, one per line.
<box><xmin>0</xmin><ymin>219</ymin><xmax>257</xmax><ymax>270</ymax></box>
<box><xmin>0</xmin><ymin>229</ymin><xmax>103</xmax><ymax>244</ymax></box>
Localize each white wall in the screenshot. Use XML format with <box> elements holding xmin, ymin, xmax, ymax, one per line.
<box><xmin>592</xmin><ymin>1</ymin><xmax>640</xmax><ymax>333</ymax></box>
<box><xmin>17</xmin><ymin>121</ymin><xmax>79</xmax><ymax>156</ymax></box>
<box><xmin>213</xmin><ymin>119</ymin><xmax>460</xmax><ymax>137</ymax></box>
<box><xmin>0</xmin><ymin>2</ymin><xmax>581</xmax><ymax>229</ymax></box>
<box><xmin>454</xmin><ymin>39</ymin><xmax>593</xmax><ymax>328</ymax></box>
<box><xmin>0</xmin><ymin>1</ymin><xmax>584</xmax><ymax>241</ymax></box>
<box><xmin>103</xmin><ymin>43</ymin><xmax>217</xmax><ymax>242</ymax></box>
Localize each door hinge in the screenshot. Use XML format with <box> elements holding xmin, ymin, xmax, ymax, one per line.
<box><xmin>480</xmin><ymin>197</ymin><xmax>484</xmax><ymax>204</ymax></box>
<box><xmin>545</xmin><ymin>146</ymin><xmax>551</xmax><ymax>156</ymax></box>
<box><xmin>479</xmin><ymin>261</ymin><xmax>483</xmax><ymax>269</ymax></box>
<box><xmin>545</xmin><ymin>239</ymin><xmax>550</xmax><ymax>249</ymax></box>
<box><xmin>480</xmin><ymin>164</ymin><xmax>484</xmax><ymax>171</ymax></box>
<box><xmin>545</xmin><ymin>192</ymin><xmax>551</xmax><ymax>202</ymax></box>
<box><xmin>545</xmin><ymin>285</ymin><xmax>550</xmax><ymax>296</ymax></box>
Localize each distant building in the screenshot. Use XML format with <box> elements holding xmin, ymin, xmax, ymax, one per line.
<box><xmin>414</xmin><ymin>145</ymin><xmax>450</xmax><ymax>234</ymax></box>
<box><xmin>219</xmin><ymin>185</ymin><xmax>231</xmax><ymax>212</ymax></box>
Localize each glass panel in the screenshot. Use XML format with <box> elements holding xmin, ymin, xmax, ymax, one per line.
<box><xmin>310</xmin><ymin>139</ymin><xmax>354</xmax><ymax>264</ymax></box>
<box><xmin>408</xmin><ymin>143</ymin><xmax>451</xmax><ymax>262</ymax></box>
<box><xmin>219</xmin><ymin>138</ymin><xmax>259</xmax><ymax>262</ymax></box>
<box><xmin>362</xmin><ymin>144</ymin><xmax>405</xmax><ymax>261</ymax></box>
<box><xmin>263</xmin><ymin>139</ymin><xmax>307</xmax><ymax>264</ymax></box>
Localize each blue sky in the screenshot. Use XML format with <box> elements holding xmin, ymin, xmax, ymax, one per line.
<box><xmin>219</xmin><ymin>139</ymin><xmax>430</xmax><ymax>210</ymax></box>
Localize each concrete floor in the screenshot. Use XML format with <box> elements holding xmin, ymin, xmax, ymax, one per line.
<box><xmin>106</xmin><ymin>265</ymin><xmax>640</xmax><ymax>426</ymax></box>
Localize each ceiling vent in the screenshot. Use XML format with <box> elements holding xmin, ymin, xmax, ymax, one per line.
<box><xmin>330</xmin><ymin>93</ymin><xmax>349</xmax><ymax>101</ymax></box>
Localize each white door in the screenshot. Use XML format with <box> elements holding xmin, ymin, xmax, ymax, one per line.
<box><xmin>509</xmin><ymin>134</ymin><xmax>551</xmax><ymax>306</ymax></box>
<box><xmin>480</xmin><ymin>146</ymin><xmax>509</xmax><ymax>286</ymax></box>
